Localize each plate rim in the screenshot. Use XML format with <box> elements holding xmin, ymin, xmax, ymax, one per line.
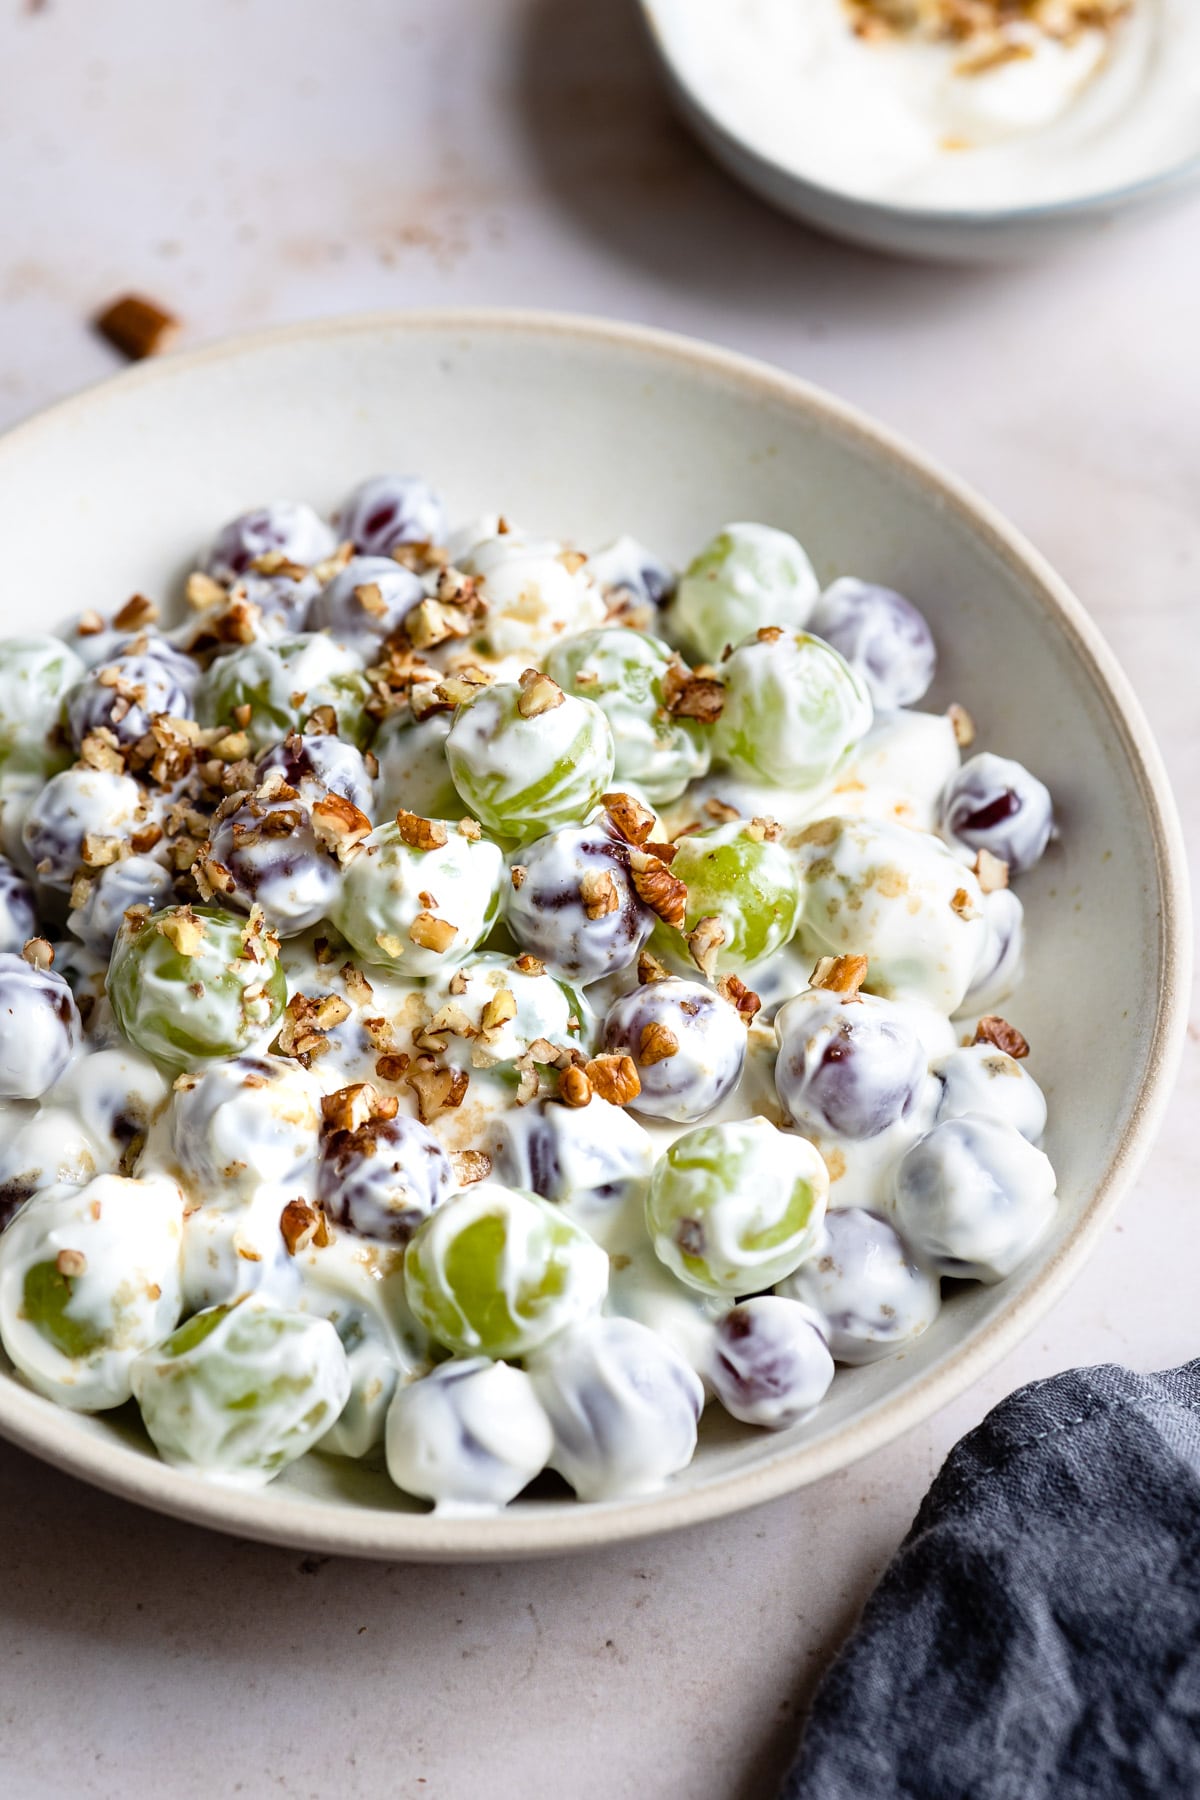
<box><xmin>0</xmin><ymin>307</ymin><xmax>1189</xmax><ymax>1560</ymax></box>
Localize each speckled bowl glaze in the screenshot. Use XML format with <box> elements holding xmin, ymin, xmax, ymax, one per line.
<box><xmin>0</xmin><ymin>311</ymin><xmax>1187</xmax><ymax>1559</ymax></box>
<box><xmin>638</xmin><ymin>0</ymin><xmax>1200</xmax><ymax>262</ymax></box>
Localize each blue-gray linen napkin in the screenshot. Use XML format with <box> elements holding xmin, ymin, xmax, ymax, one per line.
<box><xmin>783</xmin><ymin>1361</ymin><xmax>1200</xmax><ymax>1800</ymax></box>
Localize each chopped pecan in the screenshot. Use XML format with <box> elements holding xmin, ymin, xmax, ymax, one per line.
<box><xmin>21</xmin><ymin>937</ymin><xmax>54</xmax><ymax>971</ymax></box>
<box><xmin>745</xmin><ymin>816</ymin><xmax>782</xmax><ymax>843</ymax></box>
<box><xmin>94</xmin><ymin>293</ymin><xmax>180</xmax><ymax>361</ymax></box>
<box><xmin>638</xmin><ymin>1021</ymin><xmax>678</xmax><ymax>1065</ymax></box>
<box><xmin>155</xmin><ymin>909</ymin><xmax>205</xmax><ymax>957</ymax></box>
<box><xmin>112</xmin><ymin>593</ymin><xmax>160</xmax><ymax>631</ymax></box>
<box><xmin>354</xmin><ymin>581</ymin><xmax>388</xmax><ymax>619</ymax></box>
<box><xmin>973</xmin><ymin>1015</ymin><xmax>1030</xmax><ymax>1059</ymax></box>
<box><xmin>310</xmin><ymin>792</ymin><xmax>372</xmax><ymax>863</ymax></box>
<box><xmin>947</xmin><ymin>702</ymin><xmax>976</xmax><ymax>748</ymax></box>
<box><xmin>584</xmin><ymin>1054</ymin><xmax>641</xmax><ymax>1107</ymax></box>
<box><xmin>629</xmin><ymin>849</ymin><xmax>687</xmax><ymax>930</ymax></box>
<box><xmin>280</xmin><ymin>1198</ymin><xmax>332</xmax><ymax>1256</ymax></box>
<box><xmin>55</xmin><ymin>1248</ymin><xmax>87</xmax><ymax>1278</ymax></box>
<box><xmin>558</xmin><ymin>1064</ymin><xmax>592</xmax><ymax>1107</ymax></box>
<box><xmin>456</xmin><ymin>817</ymin><xmax>482</xmax><ymax>841</ymax></box>
<box><xmin>510</xmin><ymin>864</ymin><xmax>528</xmax><ymax>891</ymax></box>
<box><xmin>637</xmin><ymin>949</ymin><xmax>670</xmax><ymax>985</ymax></box>
<box><xmin>405</xmin><ymin>1056</ymin><xmax>469</xmax><ymax>1123</ymax></box>
<box><xmin>185</xmin><ymin>570</ymin><xmax>228</xmax><ymax>611</ymax></box>
<box><xmin>703</xmin><ymin>797</ymin><xmax>741</xmax><ymax>824</ymax></box>
<box><xmin>320</xmin><ymin>1082</ymin><xmax>398</xmax><ymax>1133</ymax></box>
<box><xmin>375</xmin><ymin>1052</ymin><xmax>410</xmax><ymax>1083</ymax></box>
<box><xmin>395</xmin><ymin>809</ymin><xmax>448</xmax><ymax>851</ymax></box>
<box><xmin>718</xmin><ymin>973</ymin><xmax>762</xmax><ymax>1021</ymax></box>
<box><xmin>409</xmin><ymin>911</ymin><xmax>457</xmax><ymax>954</ymax></box>
<box><xmin>480</xmin><ymin>988</ymin><xmax>517</xmax><ymax>1033</ymax></box>
<box><xmin>950</xmin><ymin>886</ymin><xmax>978</xmax><ymax>920</ymax></box>
<box><xmin>974</xmin><ymin>848</ymin><xmax>1010</xmax><ymax>893</ymax></box>
<box><xmin>75</xmin><ymin>609</ymin><xmax>106</xmax><ymax>637</ymax></box>
<box><xmin>810</xmin><ymin>954</ymin><xmax>869</xmax><ymax>999</ymax></box>
<box><xmin>340</xmin><ymin>962</ymin><xmax>374</xmax><ymax>1007</ymax></box>
<box><xmin>79</xmin><ymin>728</ymin><xmax>125</xmax><ymax>774</ymax></box>
<box><xmin>451</xmin><ymin>1148</ymin><xmax>493</xmax><ymax>1186</ymax></box>
<box><xmin>580</xmin><ymin>868</ymin><xmax>620</xmax><ymax>919</ymax></box>
<box><xmin>516</xmin><ymin>668</ymin><xmax>564</xmax><ymax>718</ymax></box>
<box><xmin>81</xmin><ymin>833</ymin><xmax>124</xmax><ymax>869</ymax></box>
<box><xmin>685</xmin><ymin>914</ymin><xmax>726</xmax><ymax>980</ymax></box>
<box><xmin>601</xmin><ymin>790</ymin><xmax>656</xmax><ymax>846</ymax></box>
<box><xmin>405</xmin><ymin>597</ymin><xmax>472</xmax><ymax>651</ymax></box>
<box><xmin>662</xmin><ymin>661</ymin><xmax>725</xmax><ymax>723</ymax></box>
<box><xmin>512</xmin><ymin>953</ymin><xmax>545</xmax><ymax>978</ymax></box>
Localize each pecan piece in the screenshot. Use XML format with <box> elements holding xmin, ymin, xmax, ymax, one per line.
<box><xmin>409</xmin><ymin>911</ymin><xmax>457</xmax><ymax>954</ymax></box>
<box><xmin>638</xmin><ymin>1021</ymin><xmax>678</xmax><ymax>1065</ymax></box>
<box><xmin>809</xmin><ymin>954</ymin><xmax>869</xmax><ymax>999</ymax></box>
<box><xmin>973</xmin><ymin>1015</ymin><xmax>1030</xmax><ymax>1059</ymax></box>
<box><xmin>662</xmin><ymin>661</ymin><xmax>725</xmax><ymax>723</ymax></box>
<box><xmin>717</xmin><ymin>973</ymin><xmax>762</xmax><ymax>1021</ymax></box>
<box><xmin>558</xmin><ymin>1065</ymin><xmax>592</xmax><ymax>1107</ymax></box>
<box><xmin>584</xmin><ymin>1054</ymin><xmax>641</xmax><ymax>1107</ymax></box>
<box><xmin>974</xmin><ymin>848</ymin><xmax>1010</xmax><ymax>894</ymax></box>
<box><xmin>947</xmin><ymin>702</ymin><xmax>976</xmax><ymax>748</ymax></box>
<box><xmin>601</xmin><ymin>791</ymin><xmax>656</xmax><ymax>847</ymax></box>
<box><xmin>395</xmin><ymin>809</ymin><xmax>448</xmax><ymax>851</ymax></box>
<box><xmin>516</xmin><ymin>668</ymin><xmax>565</xmax><ymax>718</ymax></box>
<box><xmin>685</xmin><ymin>914</ymin><xmax>725</xmax><ymax>980</ymax></box>
<box><xmin>311</xmin><ymin>792</ymin><xmax>372</xmax><ymax>863</ymax></box>
<box><xmin>280</xmin><ymin>1198</ymin><xmax>332</xmax><ymax>1256</ymax></box>
<box><xmin>580</xmin><ymin>868</ymin><xmax>620</xmax><ymax>919</ymax></box>
<box><xmin>630</xmin><ymin>849</ymin><xmax>687</xmax><ymax>930</ymax></box>
<box><xmin>94</xmin><ymin>293</ymin><xmax>181</xmax><ymax>361</ymax></box>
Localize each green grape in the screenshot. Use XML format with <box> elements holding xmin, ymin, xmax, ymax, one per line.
<box><xmin>403</xmin><ymin>1183</ymin><xmax>609</xmax><ymax>1359</ymax></box>
<box><xmin>0</xmin><ymin>636</ymin><xmax>84</xmax><ymax>776</ymax></box>
<box><xmin>444</xmin><ymin>678</ymin><xmax>615</xmax><ymax>842</ymax></box>
<box><xmin>334</xmin><ymin>819</ymin><xmax>503</xmax><ymax>976</ymax></box>
<box><xmin>131</xmin><ymin>1300</ymin><xmax>352</xmax><ymax>1485</ymax></box>
<box><xmin>666</xmin><ymin>523</ymin><xmax>819</xmax><ymax>664</ymax></box>
<box><xmin>715</xmin><ymin>629</ymin><xmax>873</xmax><ymax>791</ymax></box>
<box><xmin>645</xmin><ymin>1116</ymin><xmax>828</xmax><ymax>1296</ymax></box>
<box><xmin>195</xmin><ymin>634</ymin><xmax>372</xmax><ymax>751</ymax></box>
<box><xmin>22</xmin><ymin>1261</ymin><xmax>108</xmax><ymax>1360</ymax></box>
<box><xmin>545</xmin><ymin>628</ymin><xmax>711</xmax><ymax>804</ymax></box>
<box><xmin>373</xmin><ymin>710</ymin><xmax>466</xmax><ymax>819</ymax></box>
<box><xmin>650</xmin><ymin>820</ymin><xmax>801</xmax><ymax>975</ymax></box>
<box><xmin>108</xmin><ymin>904</ymin><xmax>287</xmax><ymax>1071</ymax></box>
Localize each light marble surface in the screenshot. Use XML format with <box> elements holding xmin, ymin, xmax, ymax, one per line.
<box><xmin>0</xmin><ymin>3</ymin><xmax>1197</xmax><ymax>1796</ymax></box>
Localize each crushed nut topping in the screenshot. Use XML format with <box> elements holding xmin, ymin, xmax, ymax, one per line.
<box><xmin>810</xmin><ymin>954</ymin><xmax>870</xmax><ymax>999</ymax></box>
<box><xmin>717</xmin><ymin>973</ymin><xmax>762</xmax><ymax>1021</ymax></box>
<box><xmin>480</xmin><ymin>988</ymin><xmax>518</xmax><ymax>1033</ymax></box>
<box><xmin>973</xmin><ymin>1014</ymin><xmax>1030</xmax><ymax>1058</ymax></box>
<box><xmin>584</xmin><ymin>1054</ymin><xmax>642</xmax><ymax>1107</ymax></box>
<box><xmin>974</xmin><ymin>847</ymin><xmax>1010</xmax><ymax>893</ymax></box>
<box><xmin>516</xmin><ymin>667</ymin><xmax>565</xmax><ymax>718</ymax></box>
<box><xmin>948</xmin><ymin>702</ymin><xmax>976</xmax><ymax>748</ymax></box>
<box><xmin>94</xmin><ymin>293</ymin><xmax>180</xmax><ymax>361</ymax></box>
<box><xmin>558</xmin><ymin>1064</ymin><xmax>592</xmax><ymax>1107</ymax></box>
<box><xmin>510</xmin><ymin>864</ymin><xmax>528</xmax><ymax>891</ymax></box>
<box><xmin>580</xmin><ymin>867</ymin><xmax>621</xmax><ymax>919</ymax></box>
<box><xmin>512</xmin><ymin>953</ymin><xmax>545</xmax><ymax>978</ymax></box>
<box><xmin>685</xmin><ymin>914</ymin><xmax>726</xmax><ymax>979</ymax></box>
<box><xmin>320</xmin><ymin>1082</ymin><xmax>399</xmax><ymax>1134</ymax></box>
<box><xmin>409</xmin><ymin>911</ymin><xmax>458</xmax><ymax>954</ymax></box>
<box><xmin>637</xmin><ymin>949</ymin><xmax>671</xmax><ymax>985</ymax></box>
<box><xmin>451</xmin><ymin>1148</ymin><xmax>493</xmax><ymax>1185</ymax></box>
<box><xmin>629</xmin><ymin>849</ymin><xmax>688</xmax><ymax>930</ymax></box>
<box><xmin>405</xmin><ymin>1056</ymin><xmax>469</xmax><ymax>1123</ymax></box>
<box><xmin>395</xmin><ymin>809</ymin><xmax>448</xmax><ymax>851</ymax></box>
<box><xmin>950</xmin><ymin>886</ymin><xmax>978</xmax><ymax>920</ymax></box>
<box><xmin>21</xmin><ymin>937</ymin><xmax>54</xmax><ymax>971</ymax></box>
<box><xmin>280</xmin><ymin>1198</ymin><xmax>332</xmax><ymax>1256</ymax></box>
<box><xmin>602</xmin><ymin>791</ymin><xmax>656</xmax><ymax>847</ymax></box>
<box><xmin>745</xmin><ymin>816</ymin><xmax>782</xmax><ymax>843</ymax></box>
<box><xmin>156</xmin><ymin>909</ymin><xmax>205</xmax><ymax>957</ymax></box>
<box><xmin>703</xmin><ymin>797</ymin><xmax>741</xmax><ymax>824</ymax></box>
<box><xmin>55</xmin><ymin>1248</ymin><xmax>87</xmax><ymax>1278</ymax></box>
<box><xmin>638</xmin><ymin>1021</ymin><xmax>679</xmax><ymax>1065</ymax></box>
<box><xmin>662</xmin><ymin>661</ymin><xmax>725</xmax><ymax>724</ymax></box>
<box><xmin>112</xmin><ymin>592</ymin><xmax>160</xmax><ymax>631</ymax></box>
<box><xmin>275</xmin><ymin>991</ymin><xmax>351</xmax><ymax>1062</ymax></box>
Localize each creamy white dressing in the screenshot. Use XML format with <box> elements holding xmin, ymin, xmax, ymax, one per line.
<box><xmin>650</xmin><ymin>0</ymin><xmax>1200</xmax><ymax>209</ymax></box>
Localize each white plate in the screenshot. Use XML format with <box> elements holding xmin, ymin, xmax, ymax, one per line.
<box><xmin>639</xmin><ymin>1</ymin><xmax>1200</xmax><ymax>261</ymax></box>
<box><xmin>0</xmin><ymin>310</ymin><xmax>1188</xmax><ymax>1559</ymax></box>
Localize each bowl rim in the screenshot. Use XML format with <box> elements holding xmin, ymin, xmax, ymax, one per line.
<box><xmin>0</xmin><ymin>307</ymin><xmax>1189</xmax><ymax>1561</ymax></box>
<box><xmin>638</xmin><ymin>0</ymin><xmax>1200</xmax><ymax>231</ymax></box>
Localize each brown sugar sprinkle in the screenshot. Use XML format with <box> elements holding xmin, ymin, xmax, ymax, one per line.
<box><xmin>717</xmin><ymin>973</ymin><xmax>762</xmax><ymax>1021</ymax></box>
<box><xmin>584</xmin><ymin>1054</ymin><xmax>641</xmax><ymax>1107</ymax></box>
<box><xmin>602</xmin><ymin>791</ymin><xmax>656</xmax><ymax>847</ymax></box>
<box><xmin>661</xmin><ymin>661</ymin><xmax>725</xmax><ymax>724</ymax></box>
<box><xmin>629</xmin><ymin>849</ymin><xmax>688</xmax><ymax>930</ymax></box>
<box><xmin>94</xmin><ymin>293</ymin><xmax>181</xmax><ymax>361</ymax></box>
<box><xmin>973</xmin><ymin>1014</ymin><xmax>1030</xmax><ymax>1059</ymax></box>
<box><xmin>280</xmin><ymin>1198</ymin><xmax>332</xmax><ymax>1257</ymax></box>
<box><xmin>638</xmin><ymin>1021</ymin><xmax>679</xmax><ymax>1065</ymax></box>
<box><xmin>395</xmin><ymin>809</ymin><xmax>448</xmax><ymax>852</ymax></box>
<box><xmin>810</xmin><ymin>953</ymin><xmax>869</xmax><ymax>999</ymax></box>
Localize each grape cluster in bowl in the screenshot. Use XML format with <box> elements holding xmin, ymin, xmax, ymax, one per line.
<box><xmin>0</xmin><ymin>480</ymin><xmax>1056</xmax><ymax>1509</ymax></box>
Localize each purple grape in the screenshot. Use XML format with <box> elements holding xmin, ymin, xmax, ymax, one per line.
<box><xmin>0</xmin><ymin>952</ymin><xmax>81</xmax><ymax>1099</ymax></box>
<box><xmin>110</xmin><ymin>634</ymin><xmax>200</xmax><ymax>693</ymax></box>
<box><xmin>205</xmin><ymin>791</ymin><xmax>340</xmax><ymax>936</ymax></box>
<box><xmin>67</xmin><ymin>853</ymin><xmax>175</xmax><ymax>956</ymax></box>
<box><xmin>601</xmin><ymin>978</ymin><xmax>745</xmax><ymax>1123</ymax></box>
<box><xmin>504</xmin><ymin>823</ymin><xmax>653</xmax><ymax>984</ymax></box>
<box><xmin>22</xmin><ymin>767</ymin><xmax>144</xmax><ymax>890</ymax></box>
<box><xmin>306</xmin><ymin>555</ymin><xmax>423</xmax><ymax>650</ymax></box>
<box><xmin>809</xmin><ymin>577</ymin><xmax>936</xmax><ymax>709</ymax></box>
<box><xmin>318</xmin><ymin>1113</ymin><xmax>452</xmax><ymax>1245</ymax></box>
<box><xmin>940</xmin><ymin>752</ymin><xmax>1054</xmax><ymax>875</ymax></box>
<box><xmin>230</xmin><ymin>570</ymin><xmax>320</xmax><ymax>638</ymax></box>
<box><xmin>780</xmin><ymin>1209</ymin><xmax>939</xmax><ymax>1364</ymax></box>
<box><xmin>203</xmin><ymin>501</ymin><xmax>335</xmax><ymax>582</ymax></box>
<box><xmin>489</xmin><ymin>1095</ymin><xmax>653</xmax><ymax>1204</ymax></box>
<box><xmin>0</xmin><ymin>856</ymin><xmax>37</xmax><ymax>954</ymax></box>
<box><xmin>255</xmin><ymin>733</ymin><xmax>374</xmax><ymax>814</ymax></box>
<box><xmin>588</xmin><ymin>535</ymin><xmax>677</xmax><ymax>612</ymax></box>
<box><xmin>710</xmin><ymin>1296</ymin><xmax>834</xmax><ymax>1428</ymax></box>
<box><xmin>775</xmin><ymin>987</ymin><xmax>928</xmax><ymax>1141</ymax></box>
<box><xmin>333</xmin><ymin>475</ymin><xmax>446</xmax><ymax>556</ymax></box>
<box><xmin>66</xmin><ymin>653</ymin><xmax>193</xmax><ymax>750</ymax></box>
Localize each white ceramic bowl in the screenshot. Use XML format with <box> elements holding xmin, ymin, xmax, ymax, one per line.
<box><xmin>0</xmin><ymin>311</ymin><xmax>1187</xmax><ymax>1559</ymax></box>
<box><xmin>639</xmin><ymin>1</ymin><xmax>1200</xmax><ymax>261</ymax></box>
